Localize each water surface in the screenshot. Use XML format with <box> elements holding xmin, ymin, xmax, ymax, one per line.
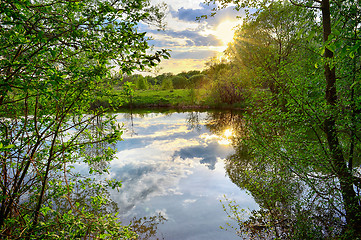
<box><xmin>108</xmin><ymin>111</ymin><xmax>258</xmax><ymax>239</ymax></box>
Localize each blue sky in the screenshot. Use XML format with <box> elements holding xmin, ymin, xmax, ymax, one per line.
<box><xmin>141</xmin><ymin>0</ymin><xmax>245</xmax><ymax>74</ymax></box>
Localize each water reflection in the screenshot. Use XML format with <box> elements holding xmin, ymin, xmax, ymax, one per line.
<box><xmin>223</xmin><ymin>120</ymin><xmax>346</xmax><ymax>239</ymax></box>
<box><xmin>172</xmin><ymin>142</ymin><xmax>231</xmax><ymax>170</ymax></box>
<box><xmin>82</xmin><ymin>115</ymin><xmax>116</xmax><ymax>172</ymax></box>
<box><xmin>205</xmin><ymin>111</ymin><xmax>247</xmax><ymax>139</ymax></box>
<box><xmin>130</xmin><ymin>213</ymin><xmax>166</xmax><ymax>240</ymax></box>
<box><xmin>107</xmin><ymin>111</ymin><xmax>257</xmax><ymax>239</ymax></box>
<box><xmin>186</xmin><ymin>112</ymin><xmax>202</xmax><ymax>132</ymax></box>
<box><xmin>224</xmin><ymin>144</ymin><xmax>301</xmax><ymax>239</ymax></box>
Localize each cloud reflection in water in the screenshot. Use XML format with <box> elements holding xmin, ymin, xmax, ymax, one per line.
<box><xmin>108</xmin><ymin>112</ymin><xmax>257</xmax><ymax>240</ymax></box>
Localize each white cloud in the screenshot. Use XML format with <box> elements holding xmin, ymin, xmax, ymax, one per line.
<box><xmin>139</xmin><ymin>1</ymin><xmax>246</xmax><ymax>73</ymax></box>
<box><xmin>151</xmin><ymin>0</ymin><xmax>204</xmax><ymax>11</ymax></box>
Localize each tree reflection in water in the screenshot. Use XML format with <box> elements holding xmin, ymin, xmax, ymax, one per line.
<box><xmin>206</xmin><ymin>111</ymin><xmax>345</xmax><ymax>239</ymax></box>
<box><xmin>83</xmin><ymin>115</ymin><xmax>117</xmax><ymax>172</ymax></box>
<box><xmin>205</xmin><ymin>111</ymin><xmax>247</xmax><ymax>140</ymax></box>
<box><xmin>76</xmin><ymin>114</ymin><xmax>167</xmax><ymax>239</ymax></box>
<box><xmin>51</xmin><ymin>177</ymin><xmax>166</xmax><ymax>240</ymax></box>
<box><xmin>130</xmin><ymin>213</ymin><xmax>166</xmax><ymax>240</ymax></box>
<box><xmin>186</xmin><ymin>111</ymin><xmax>202</xmax><ymax>132</ymax></box>
<box><xmin>224</xmin><ymin>144</ymin><xmax>302</xmax><ymax>239</ymax></box>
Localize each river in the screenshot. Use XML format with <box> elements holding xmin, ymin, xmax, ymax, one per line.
<box><xmin>94</xmin><ymin>111</ymin><xmax>258</xmax><ymax>239</ymax></box>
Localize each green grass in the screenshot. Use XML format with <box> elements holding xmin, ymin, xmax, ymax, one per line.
<box><xmin>133</xmin><ymin>89</ymin><xmax>192</xmax><ymax>106</ymax></box>
<box><xmin>96</xmin><ymin>88</ymin><xmax>246</xmax><ymax>110</ymax></box>
<box><xmin>117</xmin><ymin>89</ymin><xmax>210</xmax><ymax>108</ymax></box>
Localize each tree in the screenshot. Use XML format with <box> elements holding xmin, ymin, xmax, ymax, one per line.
<box><xmin>154</xmin><ymin>72</ymin><xmax>173</xmax><ymax>87</ymax></box>
<box><xmin>136</xmin><ymin>75</ymin><xmax>149</xmax><ymax>90</ymax></box>
<box><xmin>0</xmin><ymin>0</ymin><xmax>168</xmax><ymax>238</ymax></box>
<box><xmin>177</xmin><ymin>70</ymin><xmax>201</xmax><ymax>79</ymax></box>
<box><xmin>161</xmin><ymin>78</ymin><xmax>173</xmax><ymax>90</ymax></box>
<box><xmin>203</xmin><ymin>58</ymin><xmax>247</xmax><ymax>105</ymax></box>
<box><xmin>227</xmin><ymin>2</ymin><xmax>312</xmax><ymax>97</ymax></box>
<box><xmin>171</xmin><ymin>75</ymin><xmax>187</xmax><ymax>89</ymax></box>
<box><xmin>205</xmin><ymin>0</ymin><xmax>361</xmax><ymax>237</ymax></box>
<box><xmin>188</xmin><ymin>74</ymin><xmax>206</xmax><ymax>88</ymax></box>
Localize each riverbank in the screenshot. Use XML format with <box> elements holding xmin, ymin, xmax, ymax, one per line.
<box><xmin>92</xmin><ymin>89</ymin><xmax>247</xmax><ymax>110</ymax></box>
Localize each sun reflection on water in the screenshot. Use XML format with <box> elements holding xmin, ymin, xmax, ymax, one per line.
<box><xmin>107</xmin><ymin>112</ymin><xmax>257</xmax><ymax>240</ymax></box>
<box><xmin>218</xmin><ymin>128</ymin><xmax>234</xmax><ymax>145</ymax></box>
<box><xmin>200</xmin><ymin>128</ymin><xmax>234</xmax><ymax>145</ymax></box>
<box><xmin>224</xmin><ymin>128</ymin><xmax>233</xmax><ymax>138</ymax></box>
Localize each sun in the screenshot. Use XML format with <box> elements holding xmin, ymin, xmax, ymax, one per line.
<box><xmin>215</xmin><ymin>20</ymin><xmax>238</xmax><ymax>47</ymax></box>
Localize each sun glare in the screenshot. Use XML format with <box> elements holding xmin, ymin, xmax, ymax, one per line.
<box><xmin>218</xmin><ymin>128</ymin><xmax>234</xmax><ymax>145</ymax></box>
<box><xmin>224</xmin><ymin>128</ymin><xmax>233</xmax><ymax>138</ymax></box>
<box><xmin>215</xmin><ymin>20</ymin><xmax>238</xmax><ymax>47</ymax></box>
<box><xmin>200</xmin><ymin>128</ymin><xmax>235</xmax><ymax>145</ymax></box>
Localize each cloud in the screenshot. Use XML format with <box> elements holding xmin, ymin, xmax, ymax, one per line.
<box><xmin>172</xmin><ymin>142</ymin><xmax>233</xmax><ymax>170</ymax></box>
<box><xmin>170</xmin><ymin>3</ymin><xmax>215</xmax><ymax>22</ymax></box>
<box><xmin>146</xmin><ymin>4</ymin><xmax>244</xmax><ymax>54</ymax></box>
<box><xmin>155</xmin><ymin>58</ymin><xmax>208</xmax><ymax>74</ymax></box>
<box><xmin>142</xmin><ymin>2</ymin><xmax>242</xmax><ymax>49</ymax></box>
<box><xmin>148</xmin><ymin>28</ymin><xmax>222</xmax><ymax>48</ymax></box>
<box><xmin>150</xmin><ymin>0</ymin><xmax>204</xmax><ymax>12</ymax></box>
<box><xmin>138</xmin><ymin>1</ymin><xmax>246</xmax><ymax>73</ymax></box>
<box><xmin>167</xmin><ymin>30</ymin><xmax>222</xmax><ymax>47</ymax></box>
<box><xmin>171</xmin><ymin>3</ymin><xmax>242</xmax><ymax>27</ymax></box>
<box><xmin>171</xmin><ymin>49</ymin><xmax>218</xmax><ymax>60</ymax></box>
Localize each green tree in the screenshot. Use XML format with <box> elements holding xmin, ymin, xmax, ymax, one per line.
<box><xmin>0</xmin><ymin>0</ymin><xmax>168</xmax><ymax>238</ymax></box>
<box><xmin>161</xmin><ymin>78</ymin><xmax>173</xmax><ymax>90</ymax></box>
<box><xmin>226</xmin><ymin>2</ymin><xmax>314</xmax><ymax>108</ymax></box>
<box><xmin>171</xmin><ymin>75</ymin><xmax>188</xmax><ymax>89</ymax></box>
<box><xmin>136</xmin><ymin>75</ymin><xmax>149</xmax><ymax>90</ymax></box>
<box><xmin>204</xmin><ymin>58</ymin><xmax>247</xmax><ymax>105</ymax></box>
<box><xmin>177</xmin><ymin>70</ymin><xmax>201</xmax><ymax>79</ymax></box>
<box><xmin>154</xmin><ymin>72</ymin><xmax>173</xmax><ymax>87</ymax></box>
<box><xmin>206</xmin><ymin>0</ymin><xmax>361</xmax><ymax>237</ymax></box>
<box><xmin>188</xmin><ymin>74</ymin><xmax>206</xmax><ymax>88</ymax></box>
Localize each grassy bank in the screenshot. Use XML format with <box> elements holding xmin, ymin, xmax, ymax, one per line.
<box><xmin>132</xmin><ymin>89</ymin><xmax>206</xmax><ymax>107</ymax></box>
<box><xmin>93</xmin><ymin>88</ymin><xmax>246</xmax><ymax>110</ymax></box>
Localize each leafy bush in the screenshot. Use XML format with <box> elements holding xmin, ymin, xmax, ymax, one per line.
<box><xmin>161</xmin><ymin>78</ymin><xmax>173</xmax><ymax>90</ymax></box>
<box><xmin>171</xmin><ymin>75</ymin><xmax>188</xmax><ymax>89</ymax></box>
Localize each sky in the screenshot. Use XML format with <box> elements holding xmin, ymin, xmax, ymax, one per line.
<box><xmin>140</xmin><ymin>0</ymin><xmax>246</xmax><ymax>74</ymax></box>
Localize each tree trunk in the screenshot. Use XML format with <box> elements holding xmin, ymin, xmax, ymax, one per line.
<box><xmin>321</xmin><ymin>0</ymin><xmax>361</xmax><ymax>234</ymax></box>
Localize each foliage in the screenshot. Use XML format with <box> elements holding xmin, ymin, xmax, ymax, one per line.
<box><xmin>171</xmin><ymin>75</ymin><xmax>188</xmax><ymax>89</ymax></box>
<box><xmin>0</xmin><ymin>0</ymin><xmax>168</xmax><ymax>238</ymax></box>
<box><xmin>129</xmin><ymin>213</ymin><xmax>166</xmax><ymax>240</ymax></box>
<box><xmin>227</xmin><ymin>2</ymin><xmax>314</xmax><ymax>97</ymax></box>
<box><xmin>153</xmin><ymin>72</ymin><xmax>173</xmax><ymax>86</ymax></box>
<box><xmin>177</xmin><ymin>70</ymin><xmax>202</xmax><ymax>79</ymax></box>
<box><xmin>203</xmin><ymin>58</ymin><xmax>247</xmax><ymax>106</ymax></box>
<box><xmin>188</xmin><ymin>74</ymin><xmax>206</xmax><ymax>89</ymax></box>
<box><xmin>161</xmin><ymin>78</ymin><xmax>173</xmax><ymax>90</ymax></box>
<box><xmin>119</xmin><ymin>70</ymin><xmax>207</xmax><ymax>91</ymax></box>
<box><xmin>205</xmin><ymin>0</ymin><xmax>361</xmax><ymax>238</ymax></box>
<box><xmin>136</xmin><ymin>75</ymin><xmax>149</xmax><ymax>90</ymax></box>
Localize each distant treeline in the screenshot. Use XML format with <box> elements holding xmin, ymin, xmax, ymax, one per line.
<box><xmin>113</xmin><ymin>70</ymin><xmax>207</xmax><ymax>90</ymax></box>
<box><xmin>111</xmin><ymin>57</ymin><xmax>250</xmax><ymax>107</ymax></box>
